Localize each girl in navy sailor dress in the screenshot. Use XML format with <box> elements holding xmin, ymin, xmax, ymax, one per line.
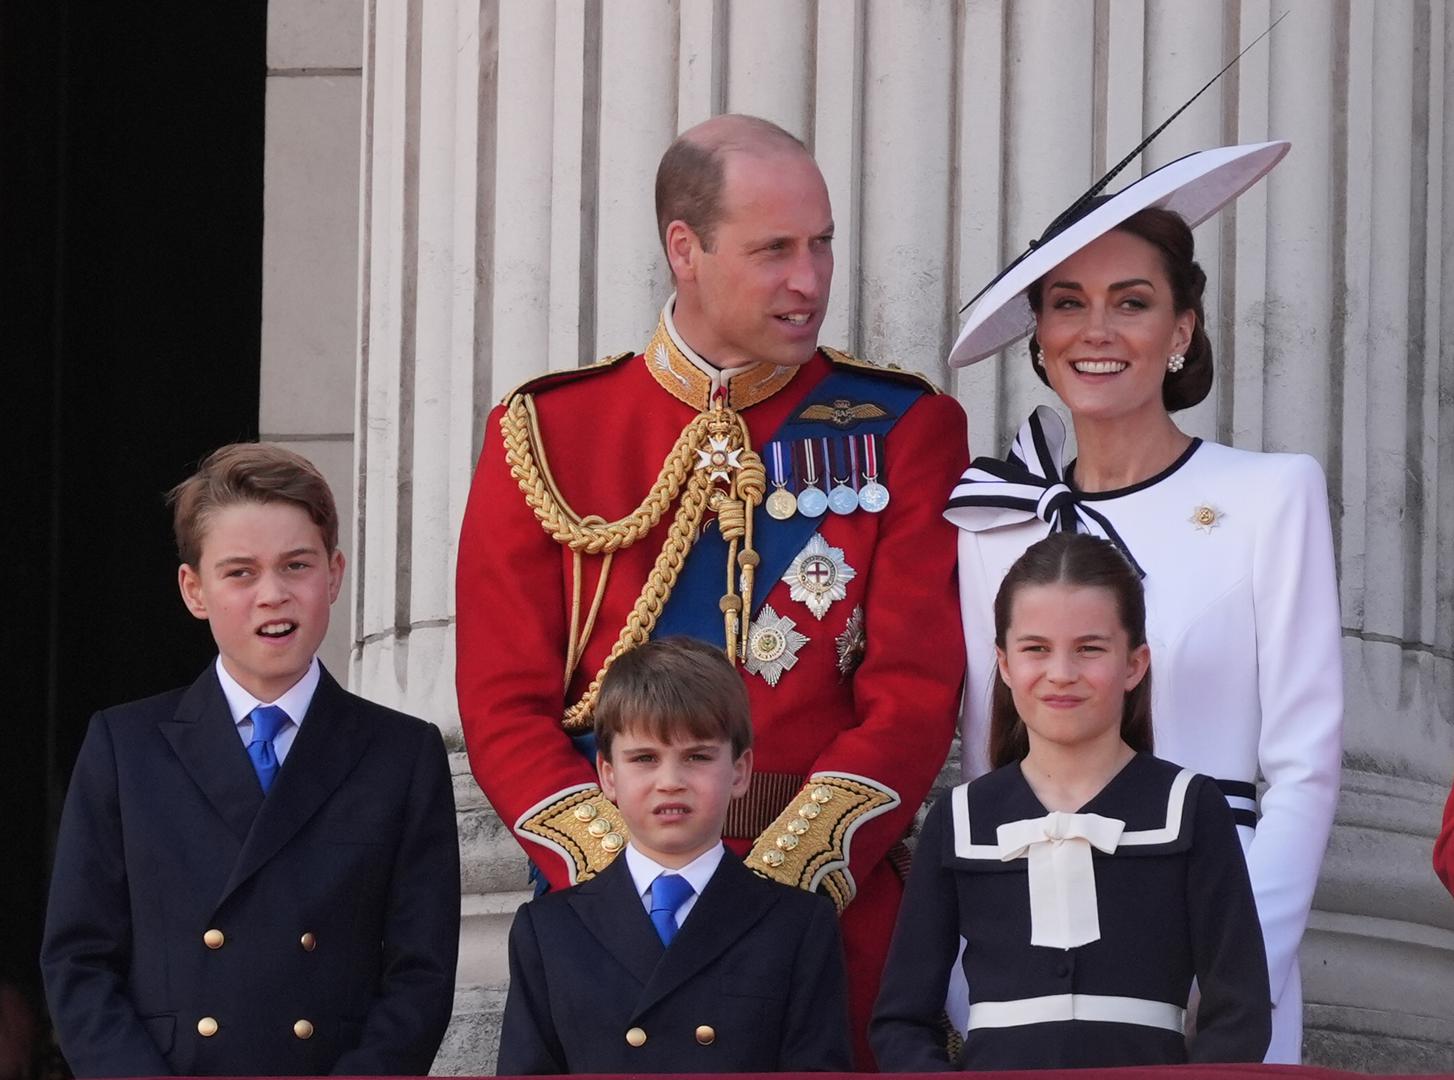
<box><xmin>870</xmin><ymin>533</ymin><xmax>1271</xmax><ymax>1071</ymax></box>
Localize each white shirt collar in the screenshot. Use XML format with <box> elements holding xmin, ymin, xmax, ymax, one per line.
<box><xmin>622</xmin><ymin>840</ymin><xmax>725</xmax><ymax>900</ymax></box>
<box><xmin>215</xmin><ymin>655</ymin><xmax>321</xmax><ymax>729</ymax></box>
<box><xmin>662</xmin><ymin>294</ymin><xmax>747</xmax><ymax>399</ymax></box>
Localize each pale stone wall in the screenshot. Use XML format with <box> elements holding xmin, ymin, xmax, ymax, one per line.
<box><xmin>260</xmin><ymin>0</ymin><xmax>365</xmax><ymax>675</ymax></box>
<box><xmin>262</xmin><ymin>0</ymin><xmax>1454</xmax><ymax>1072</ymax></box>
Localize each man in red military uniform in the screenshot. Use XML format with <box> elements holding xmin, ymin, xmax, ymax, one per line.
<box><xmin>456</xmin><ymin>114</ymin><xmax>967</xmax><ymax>1066</ymax></box>
<box><xmin>1436</xmin><ymin>780</ymin><xmax>1454</xmax><ymax>898</ymax></box>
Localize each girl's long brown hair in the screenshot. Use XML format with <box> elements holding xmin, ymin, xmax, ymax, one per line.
<box><xmin>988</xmin><ymin>532</ymin><xmax>1153</xmax><ymax>768</ymax></box>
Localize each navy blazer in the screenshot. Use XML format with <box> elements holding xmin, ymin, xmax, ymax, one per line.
<box><xmin>41</xmin><ymin>664</ymin><xmax>460</xmax><ymax>1077</ymax></box>
<box><xmin>497</xmin><ymin>848</ymin><xmax>852</xmax><ymax>1074</ymax></box>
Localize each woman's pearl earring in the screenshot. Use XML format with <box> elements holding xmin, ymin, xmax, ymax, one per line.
<box><xmin>1167</xmin><ymin>353</ymin><xmax>1186</xmax><ymax>373</ymax></box>
<box><xmin>1034</xmin><ymin>347</ymin><xmax>1046</xmax><ymax>368</ymax></box>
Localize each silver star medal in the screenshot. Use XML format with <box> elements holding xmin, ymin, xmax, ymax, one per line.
<box><xmin>745</xmin><ymin>605</ymin><xmax>809</xmax><ymax>687</ymax></box>
<box><xmin>783</xmin><ymin>534</ymin><xmax>856</xmax><ymax>620</ymax></box>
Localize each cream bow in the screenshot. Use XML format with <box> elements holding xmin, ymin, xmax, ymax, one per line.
<box><xmin>997</xmin><ymin>811</ymin><xmax>1126</xmax><ymax>950</ymax></box>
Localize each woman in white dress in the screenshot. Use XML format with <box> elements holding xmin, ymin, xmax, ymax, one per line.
<box><xmin>943</xmin><ymin>143</ymin><xmax>1342</xmax><ymax>1064</ymax></box>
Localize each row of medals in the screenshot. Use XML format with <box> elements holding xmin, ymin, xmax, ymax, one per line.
<box><xmin>764</xmin><ymin>436</ymin><xmax>891</xmax><ymax>521</ymax></box>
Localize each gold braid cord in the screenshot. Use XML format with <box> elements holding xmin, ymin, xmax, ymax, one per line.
<box><xmin>747</xmin><ymin>775</ymin><xmax>901</xmax><ymax>913</ymax></box>
<box><xmin>500</xmin><ymin>393</ymin><xmax>764</xmax><ymax>732</ymax></box>
<box><xmin>504</xmin><ymin>395</ymin><xmax>709</xmax><ymax>553</ymax></box>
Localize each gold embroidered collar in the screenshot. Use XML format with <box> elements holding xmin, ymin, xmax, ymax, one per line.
<box><xmin>644</xmin><ymin>307</ymin><xmax>800</xmax><ymax>412</ymax></box>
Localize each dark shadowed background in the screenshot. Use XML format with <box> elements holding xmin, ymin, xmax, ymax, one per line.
<box><xmin>0</xmin><ymin>2</ymin><xmax>266</xmax><ymax>1067</ymax></box>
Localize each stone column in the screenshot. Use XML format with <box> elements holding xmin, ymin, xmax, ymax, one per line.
<box><xmin>353</xmin><ymin>0</ymin><xmax>524</xmax><ymax>1069</ymax></box>
<box><xmin>351</xmin><ymin>1</ymin><xmax>1454</xmax><ymax>1070</ymax></box>
<box><xmin>261</xmin><ymin>0</ymin><xmax>366</xmax><ymax>675</ymax></box>
<box><xmin>1305</xmin><ymin>3</ymin><xmax>1454</xmax><ymax>1067</ymax></box>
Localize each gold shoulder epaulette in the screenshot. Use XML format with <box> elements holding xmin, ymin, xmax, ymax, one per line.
<box><xmin>516</xmin><ymin>785</ymin><xmax>630</xmax><ymax>884</ymax></box>
<box><xmin>821</xmin><ymin>346</ymin><xmax>942</xmax><ymax>394</ymax></box>
<box><xmin>747</xmin><ymin>774</ymin><xmax>901</xmax><ymax>912</ymax></box>
<box><xmin>500</xmin><ymin>351</ymin><xmax>636</xmax><ymax>405</ymax></box>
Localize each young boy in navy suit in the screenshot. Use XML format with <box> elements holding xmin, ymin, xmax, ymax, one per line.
<box><xmin>41</xmin><ymin>444</ymin><xmax>460</xmax><ymax>1077</ymax></box>
<box><xmin>496</xmin><ymin>636</ymin><xmax>852</xmax><ymax>1074</ymax></box>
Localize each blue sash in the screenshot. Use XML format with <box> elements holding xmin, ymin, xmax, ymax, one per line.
<box><xmin>653</xmin><ymin>368</ymin><xmax>926</xmax><ymax>645</ymax></box>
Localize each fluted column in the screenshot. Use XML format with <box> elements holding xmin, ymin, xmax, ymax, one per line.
<box><xmin>996</xmin><ymin>0</ymin><xmax>1098</xmax><ymax>435</ymax></box>
<box><xmin>352</xmin><ymin>1</ymin><xmax>1454</xmax><ymax>1070</ymax></box>
<box><xmin>1306</xmin><ymin>2</ymin><xmax>1454</xmax><ymax>1068</ymax></box>
<box><xmin>724</xmin><ymin>0</ymin><xmax>812</xmax><ymax>131</ymax></box>
<box><xmin>858</xmin><ymin>0</ymin><xmax>956</xmax><ymax>375</ymax></box>
<box><xmin>356</xmin><ymin>1</ymin><xmax>525</xmax><ymax>1070</ymax></box>
<box><xmin>594</xmin><ymin>1</ymin><xmax>677</xmax><ymax>352</ymax></box>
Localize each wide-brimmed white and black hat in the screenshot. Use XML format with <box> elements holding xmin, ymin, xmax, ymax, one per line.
<box><xmin>949</xmin><ymin>139</ymin><xmax>1290</xmax><ymax>369</ymax></box>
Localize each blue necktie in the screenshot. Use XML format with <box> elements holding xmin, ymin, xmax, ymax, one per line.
<box><xmin>246</xmin><ymin>705</ymin><xmax>290</xmax><ymax>794</ymax></box>
<box><xmin>649</xmin><ymin>874</ymin><xmax>694</xmax><ymax>947</ymax></box>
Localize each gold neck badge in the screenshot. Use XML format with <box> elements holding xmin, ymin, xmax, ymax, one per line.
<box><xmin>643</xmin><ymin>318</ymin><xmax>801</xmax><ymax>412</ymax></box>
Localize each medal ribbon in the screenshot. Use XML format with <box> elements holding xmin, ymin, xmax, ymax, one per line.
<box><xmin>800</xmin><ymin>438</ymin><xmax>820</xmax><ymax>492</ymax></box>
<box><xmin>770</xmin><ymin>441</ymin><xmax>788</xmax><ymax>487</ymax></box>
<box><xmin>862</xmin><ymin>434</ymin><xmax>879</xmax><ymax>481</ymax></box>
<box><xmin>831</xmin><ymin>437</ymin><xmax>851</xmax><ymax>488</ymax></box>
<box><xmin>848</xmin><ymin>437</ymin><xmax>860</xmax><ymax>491</ymax></box>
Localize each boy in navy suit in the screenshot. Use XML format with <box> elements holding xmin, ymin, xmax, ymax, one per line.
<box><xmin>41</xmin><ymin>443</ymin><xmax>460</xmax><ymax>1076</ymax></box>
<box><xmin>496</xmin><ymin>636</ymin><xmax>852</xmax><ymax>1074</ymax></box>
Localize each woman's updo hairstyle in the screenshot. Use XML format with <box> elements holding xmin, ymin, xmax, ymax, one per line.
<box><xmin>1024</xmin><ymin>203</ymin><xmax>1213</xmax><ymax>412</ymax></box>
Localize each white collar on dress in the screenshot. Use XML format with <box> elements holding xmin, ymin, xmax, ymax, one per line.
<box><xmin>951</xmin><ymin>765</ymin><xmax>1195</xmax><ymax>860</ymax></box>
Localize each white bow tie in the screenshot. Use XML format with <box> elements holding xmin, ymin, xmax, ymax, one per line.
<box><xmin>997</xmin><ymin>811</ymin><xmax>1126</xmax><ymax>950</ymax></box>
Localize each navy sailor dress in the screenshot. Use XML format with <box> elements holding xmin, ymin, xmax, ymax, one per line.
<box><xmin>870</xmin><ymin>753</ymin><xmax>1271</xmax><ymax>1071</ymax></box>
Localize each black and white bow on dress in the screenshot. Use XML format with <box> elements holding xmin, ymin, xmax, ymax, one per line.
<box><xmin>944</xmin><ymin>406</ymin><xmax>1146</xmax><ymax>578</ymax></box>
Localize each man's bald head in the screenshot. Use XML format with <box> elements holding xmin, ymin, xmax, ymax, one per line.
<box><xmin>655</xmin><ymin>114</ymin><xmax>810</xmax><ymax>255</ymax></box>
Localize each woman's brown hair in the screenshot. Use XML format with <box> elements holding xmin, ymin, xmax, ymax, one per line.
<box><xmin>988</xmin><ymin>532</ymin><xmax>1153</xmax><ymax>767</ymax></box>
<box><xmin>1025</xmin><ymin>204</ymin><xmax>1212</xmax><ymax>412</ymax></box>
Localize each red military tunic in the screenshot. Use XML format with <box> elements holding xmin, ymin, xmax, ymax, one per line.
<box><xmin>457</xmin><ymin>312</ymin><xmax>967</xmax><ymax>1064</ymax></box>
<box><xmin>1436</xmin><ymin>779</ymin><xmax>1454</xmax><ymax>897</ymax></box>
